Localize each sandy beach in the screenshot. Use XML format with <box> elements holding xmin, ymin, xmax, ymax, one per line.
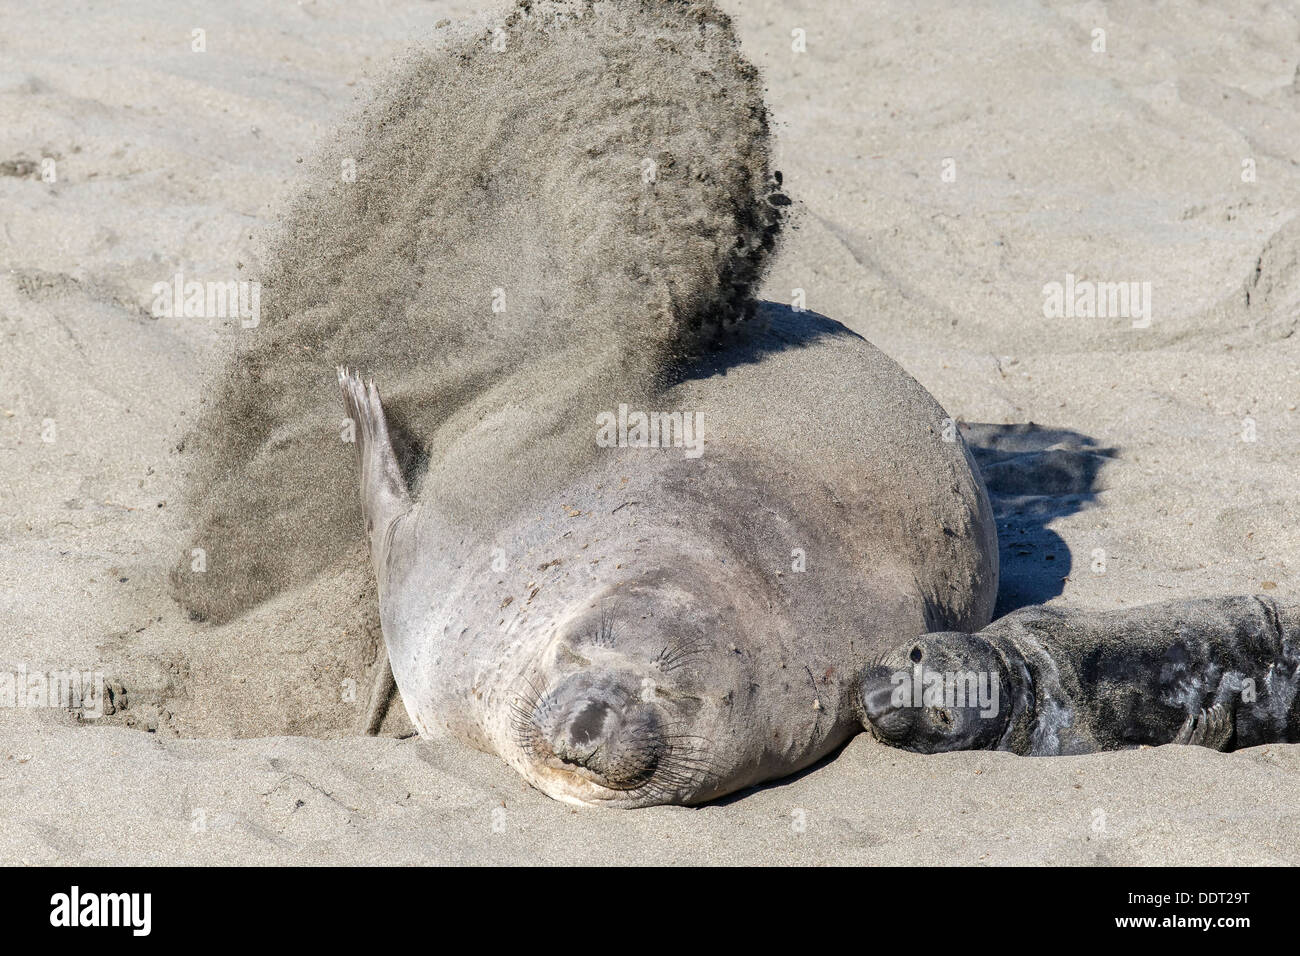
<box><xmin>3</xmin><ymin>0</ymin><xmax>1299</xmax><ymax>864</ymax></box>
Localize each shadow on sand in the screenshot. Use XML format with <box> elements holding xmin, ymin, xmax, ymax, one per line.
<box><xmin>960</xmin><ymin>423</ymin><xmax>1117</xmax><ymax>616</ymax></box>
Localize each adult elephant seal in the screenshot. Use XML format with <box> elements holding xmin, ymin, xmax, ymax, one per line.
<box><xmin>338</xmin><ymin>303</ymin><xmax>997</xmax><ymax>806</ymax></box>
<box><xmin>171</xmin><ymin>0</ymin><xmax>996</xmax><ymax>804</ymax></box>
<box><xmin>858</xmin><ymin>596</ymin><xmax>1300</xmax><ymax>756</ymax></box>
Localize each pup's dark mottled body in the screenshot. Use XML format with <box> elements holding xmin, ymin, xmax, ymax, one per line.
<box><xmin>860</xmin><ymin>596</ymin><xmax>1300</xmax><ymax>755</ymax></box>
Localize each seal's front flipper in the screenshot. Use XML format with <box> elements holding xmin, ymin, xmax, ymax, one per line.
<box><xmin>1173</xmin><ymin>704</ymin><xmax>1233</xmax><ymax>751</ymax></box>
<box><xmin>337</xmin><ymin>367</ymin><xmax>413</xmax><ymax>562</ymax></box>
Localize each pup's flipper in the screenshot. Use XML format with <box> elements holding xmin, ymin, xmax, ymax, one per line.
<box><xmin>1172</xmin><ymin>703</ymin><xmax>1233</xmax><ymax>751</ymax></box>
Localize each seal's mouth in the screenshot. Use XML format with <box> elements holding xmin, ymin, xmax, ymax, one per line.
<box><xmin>528</xmin><ymin>731</ymin><xmax>662</xmax><ymax>793</ymax></box>
<box><xmin>510</xmin><ymin>731</ymin><xmax>672</xmax><ymax>808</ymax></box>
<box><xmin>525</xmin><ymin>762</ymin><xmax>653</xmax><ymax>806</ymax></box>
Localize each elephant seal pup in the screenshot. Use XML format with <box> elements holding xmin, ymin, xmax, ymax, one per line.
<box><xmin>337</xmin><ymin>302</ymin><xmax>998</xmax><ymax>807</ymax></box>
<box><xmin>858</xmin><ymin>596</ymin><xmax>1300</xmax><ymax>756</ymax></box>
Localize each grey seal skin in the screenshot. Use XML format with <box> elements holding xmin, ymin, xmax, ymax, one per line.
<box><xmin>338</xmin><ymin>306</ymin><xmax>998</xmax><ymax>807</ymax></box>
<box><xmin>859</xmin><ymin>596</ymin><xmax>1300</xmax><ymax>756</ymax></box>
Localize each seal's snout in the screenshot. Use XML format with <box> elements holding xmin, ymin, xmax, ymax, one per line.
<box><xmin>860</xmin><ymin>681</ymin><xmax>896</xmax><ymax>722</ymax></box>
<box><xmin>520</xmin><ymin>672</ymin><xmax>663</xmax><ymax>792</ymax></box>
<box><xmin>550</xmin><ymin>698</ymin><xmax>616</xmax><ymax>765</ymax></box>
<box><xmin>857</xmin><ymin>668</ymin><xmax>916</xmax><ymax>743</ymax></box>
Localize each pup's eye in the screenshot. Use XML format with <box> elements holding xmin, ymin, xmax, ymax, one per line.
<box><xmin>935</xmin><ymin>709</ymin><xmax>952</xmax><ymax>725</ymax></box>
<box><xmin>909</xmin><ymin>646</ymin><xmax>923</xmax><ymax>663</ymax></box>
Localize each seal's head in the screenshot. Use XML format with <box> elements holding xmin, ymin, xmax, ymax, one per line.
<box><xmin>508</xmin><ymin>571</ymin><xmax>746</xmax><ymax>808</ymax></box>
<box><xmin>856</xmin><ymin>632</ymin><xmax>1012</xmax><ymax>753</ymax></box>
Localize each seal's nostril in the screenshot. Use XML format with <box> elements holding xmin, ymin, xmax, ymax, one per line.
<box><xmin>567</xmin><ymin>700</ymin><xmax>610</xmax><ymax>747</ymax></box>
<box><xmin>861</xmin><ymin>683</ymin><xmax>896</xmax><ymax>722</ymax></box>
<box><xmin>857</xmin><ymin>672</ymin><xmax>920</xmax><ymax>743</ymax></box>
